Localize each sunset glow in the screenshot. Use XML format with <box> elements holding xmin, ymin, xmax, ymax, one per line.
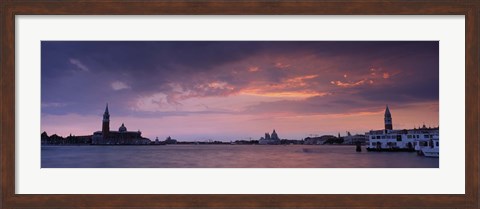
<box><xmin>41</xmin><ymin>41</ymin><xmax>439</xmax><ymax>141</ymax></box>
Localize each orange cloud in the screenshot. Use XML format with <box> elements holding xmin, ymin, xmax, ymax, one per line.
<box><xmin>239</xmin><ymin>74</ymin><xmax>323</xmax><ymax>98</ymax></box>
<box><xmin>282</xmin><ymin>74</ymin><xmax>319</xmax><ymax>87</ymax></box>
<box><xmin>330</xmin><ymin>79</ymin><xmax>368</xmax><ymax>88</ymax></box>
<box><xmin>332</xmin><ymin>67</ymin><xmax>394</xmax><ymax>88</ymax></box>
<box><xmin>275</xmin><ymin>62</ymin><xmax>291</xmax><ymax>69</ymax></box>
<box><xmin>197</xmin><ymin>81</ymin><xmax>235</xmax><ymax>91</ymax></box>
<box><xmin>383</xmin><ymin>72</ymin><xmax>390</xmax><ymax>79</ymax></box>
<box><xmin>240</xmin><ymin>88</ymin><xmax>328</xmax><ymax>98</ymax></box>
<box><xmin>248</xmin><ymin>66</ymin><xmax>259</xmax><ymax>72</ymax></box>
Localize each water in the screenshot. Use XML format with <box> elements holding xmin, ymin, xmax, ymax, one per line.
<box><xmin>41</xmin><ymin>145</ymin><xmax>439</xmax><ymax>168</ymax></box>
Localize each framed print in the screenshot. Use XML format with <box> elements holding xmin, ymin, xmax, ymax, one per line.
<box><xmin>1</xmin><ymin>1</ymin><xmax>479</xmax><ymax>209</ymax></box>
<box><xmin>39</xmin><ymin>40</ymin><xmax>441</xmax><ymax>169</ymax></box>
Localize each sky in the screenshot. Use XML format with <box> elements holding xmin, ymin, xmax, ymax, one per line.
<box><xmin>41</xmin><ymin>41</ymin><xmax>439</xmax><ymax>141</ymax></box>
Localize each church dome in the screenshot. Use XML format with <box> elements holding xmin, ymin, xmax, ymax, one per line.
<box><xmin>119</xmin><ymin>123</ymin><xmax>127</xmax><ymax>132</ymax></box>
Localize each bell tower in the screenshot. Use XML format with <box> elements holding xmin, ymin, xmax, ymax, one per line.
<box><xmin>102</xmin><ymin>103</ymin><xmax>110</xmax><ymax>139</ymax></box>
<box><xmin>384</xmin><ymin>105</ymin><xmax>393</xmax><ymax>130</ymax></box>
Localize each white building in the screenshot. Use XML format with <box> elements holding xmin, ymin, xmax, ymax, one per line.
<box><xmin>366</xmin><ymin>105</ymin><xmax>439</xmax><ymax>150</ymax></box>
<box><xmin>342</xmin><ymin>132</ymin><xmax>367</xmax><ymax>145</ymax></box>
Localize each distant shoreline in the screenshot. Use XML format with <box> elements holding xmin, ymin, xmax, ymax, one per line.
<box><xmin>41</xmin><ymin>143</ymin><xmax>361</xmax><ymax>146</ymax></box>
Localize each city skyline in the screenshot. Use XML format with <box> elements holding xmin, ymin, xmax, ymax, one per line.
<box><xmin>41</xmin><ymin>41</ymin><xmax>439</xmax><ymax>141</ymax></box>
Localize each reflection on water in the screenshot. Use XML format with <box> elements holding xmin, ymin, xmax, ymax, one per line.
<box><xmin>41</xmin><ymin>145</ymin><xmax>439</xmax><ymax>168</ymax></box>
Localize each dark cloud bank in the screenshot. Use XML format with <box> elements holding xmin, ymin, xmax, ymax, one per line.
<box><xmin>41</xmin><ymin>41</ymin><xmax>438</xmax><ymax>117</ymax></box>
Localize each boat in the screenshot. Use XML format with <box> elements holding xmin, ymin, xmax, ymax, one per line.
<box><xmin>415</xmin><ymin>136</ymin><xmax>439</xmax><ymax>157</ymax></box>
<box><xmin>421</xmin><ymin>147</ymin><xmax>439</xmax><ymax>157</ymax></box>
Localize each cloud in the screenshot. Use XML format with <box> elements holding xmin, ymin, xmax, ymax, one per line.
<box><xmin>238</xmin><ymin>74</ymin><xmax>327</xmax><ymax>99</ymax></box>
<box><xmin>194</xmin><ymin>81</ymin><xmax>236</xmax><ymax>94</ymax></box>
<box><xmin>111</xmin><ymin>81</ymin><xmax>130</xmax><ymax>91</ymax></box>
<box><xmin>240</xmin><ymin>88</ymin><xmax>328</xmax><ymax>98</ymax></box>
<box><xmin>275</xmin><ymin>62</ymin><xmax>291</xmax><ymax>69</ymax></box>
<box><xmin>330</xmin><ymin>67</ymin><xmax>396</xmax><ymax>88</ymax></box>
<box><xmin>43</xmin><ymin>41</ymin><xmax>439</xmax><ymax>119</ymax></box>
<box><xmin>69</xmin><ymin>58</ymin><xmax>89</xmax><ymax>72</ymax></box>
<box><xmin>41</xmin><ymin>102</ymin><xmax>67</xmax><ymax>108</ymax></box>
<box><xmin>383</xmin><ymin>72</ymin><xmax>390</xmax><ymax>79</ymax></box>
<box><xmin>248</xmin><ymin>66</ymin><xmax>259</xmax><ymax>72</ymax></box>
<box><xmin>330</xmin><ymin>79</ymin><xmax>369</xmax><ymax>87</ymax></box>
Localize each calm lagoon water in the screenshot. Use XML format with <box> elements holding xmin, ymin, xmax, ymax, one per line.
<box><xmin>41</xmin><ymin>144</ymin><xmax>439</xmax><ymax>168</ymax></box>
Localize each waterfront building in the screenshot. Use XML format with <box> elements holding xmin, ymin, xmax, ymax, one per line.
<box><xmin>303</xmin><ymin>135</ymin><xmax>337</xmax><ymax>145</ymax></box>
<box><xmin>164</xmin><ymin>136</ymin><xmax>177</xmax><ymax>144</ymax></box>
<box><xmin>342</xmin><ymin>132</ymin><xmax>367</xmax><ymax>145</ymax></box>
<box><xmin>41</xmin><ymin>131</ymin><xmax>92</xmax><ymax>145</ymax></box>
<box><xmin>366</xmin><ymin>105</ymin><xmax>439</xmax><ymax>150</ymax></box>
<box><xmin>258</xmin><ymin>129</ymin><xmax>281</xmax><ymax>145</ymax></box>
<box><xmin>92</xmin><ymin>104</ymin><xmax>151</xmax><ymax>145</ymax></box>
